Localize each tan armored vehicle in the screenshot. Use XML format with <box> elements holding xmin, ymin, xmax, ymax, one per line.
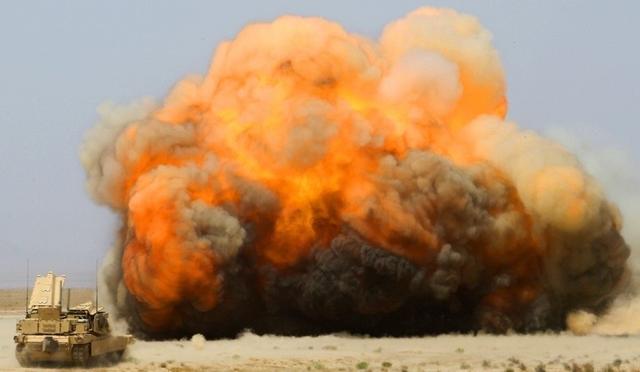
<box><xmin>14</xmin><ymin>272</ymin><xmax>133</xmax><ymax>366</ymax></box>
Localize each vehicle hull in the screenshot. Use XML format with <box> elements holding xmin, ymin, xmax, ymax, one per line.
<box><xmin>15</xmin><ymin>334</ymin><xmax>132</xmax><ymax>365</ymax></box>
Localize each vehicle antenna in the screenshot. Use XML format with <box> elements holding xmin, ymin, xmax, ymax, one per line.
<box><xmin>25</xmin><ymin>259</ymin><xmax>29</xmax><ymax>317</ymax></box>
<box><xmin>95</xmin><ymin>259</ymin><xmax>99</xmax><ymax>311</ymax></box>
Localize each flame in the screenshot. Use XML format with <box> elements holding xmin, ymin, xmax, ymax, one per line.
<box><xmin>82</xmin><ymin>7</ymin><xmax>629</xmax><ymax>335</ymax></box>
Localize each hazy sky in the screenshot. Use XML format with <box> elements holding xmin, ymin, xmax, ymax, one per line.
<box><xmin>1</xmin><ymin>1</ymin><xmax>638</xmax><ymax>287</ymax></box>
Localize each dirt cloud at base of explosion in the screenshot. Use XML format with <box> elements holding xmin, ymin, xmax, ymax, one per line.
<box><xmin>81</xmin><ymin>7</ymin><xmax>631</xmax><ymax>338</ymax></box>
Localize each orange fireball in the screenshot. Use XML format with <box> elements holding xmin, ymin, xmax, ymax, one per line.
<box><xmin>82</xmin><ymin>8</ymin><xmax>629</xmax><ymax>337</ymax></box>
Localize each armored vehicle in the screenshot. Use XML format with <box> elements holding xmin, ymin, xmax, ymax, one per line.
<box><xmin>14</xmin><ymin>272</ymin><xmax>133</xmax><ymax>366</ymax></box>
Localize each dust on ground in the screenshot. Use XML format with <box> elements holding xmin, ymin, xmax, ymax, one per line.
<box><xmin>1</xmin><ymin>290</ymin><xmax>639</xmax><ymax>371</ymax></box>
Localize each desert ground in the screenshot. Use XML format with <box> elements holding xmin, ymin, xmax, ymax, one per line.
<box><xmin>1</xmin><ymin>289</ymin><xmax>639</xmax><ymax>371</ymax></box>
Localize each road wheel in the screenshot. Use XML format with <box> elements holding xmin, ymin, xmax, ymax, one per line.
<box><xmin>15</xmin><ymin>345</ymin><xmax>31</xmax><ymax>367</ymax></box>
<box><xmin>71</xmin><ymin>344</ymin><xmax>91</xmax><ymax>366</ymax></box>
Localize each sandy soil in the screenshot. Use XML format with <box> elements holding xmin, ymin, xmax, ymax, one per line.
<box><xmin>1</xmin><ymin>289</ymin><xmax>639</xmax><ymax>371</ymax></box>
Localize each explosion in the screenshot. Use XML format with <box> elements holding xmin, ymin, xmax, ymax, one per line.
<box><xmin>81</xmin><ymin>8</ymin><xmax>631</xmax><ymax>338</ymax></box>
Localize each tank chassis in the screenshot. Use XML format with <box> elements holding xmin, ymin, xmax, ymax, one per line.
<box><xmin>14</xmin><ymin>272</ymin><xmax>133</xmax><ymax>366</ymax></box>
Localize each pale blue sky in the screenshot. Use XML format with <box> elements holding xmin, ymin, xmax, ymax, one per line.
<box><xmin>1</xmin><ymin>1</ymin><xmax>638</xmax><ymax>287</ymax></box>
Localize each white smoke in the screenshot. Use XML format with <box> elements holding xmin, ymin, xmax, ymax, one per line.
<box><xmin>544</xmin><ymin>127</ymin><xmax>639</xmax><ymax>336</ymax></box>
<box><xmin>379</xmin><ymin>50</ymin><xmax>462</xmax><ymax>118</ymax></box>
